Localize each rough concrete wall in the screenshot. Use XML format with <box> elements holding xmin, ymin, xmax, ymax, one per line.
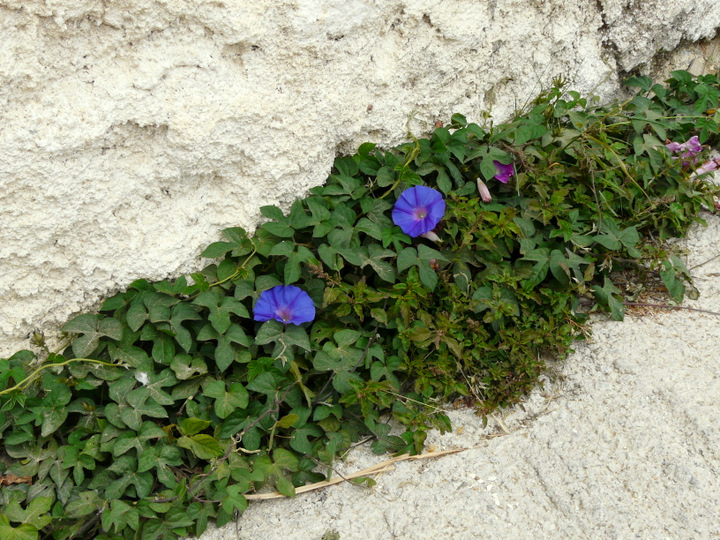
<box><xmin>1</xmin><ymin>0</ymin><xmax>719</xmax><ymax>357</ymax></box>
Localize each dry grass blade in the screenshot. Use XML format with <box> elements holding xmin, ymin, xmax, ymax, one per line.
<box><xmin>245</xmin><ymin>447</ymin><xmax>468</xmax><ymax>501</ymax></box>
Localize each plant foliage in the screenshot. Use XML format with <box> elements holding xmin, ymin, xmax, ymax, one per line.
<box><xmin>1</xmin><ymin>71</ymin><xmax>719</xmax><ymax>539</ymax></box>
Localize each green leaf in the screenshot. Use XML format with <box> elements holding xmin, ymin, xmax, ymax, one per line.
<box><xmin>245</xmin><ymin>372</ymin><xmax>279</xmax><ymax>395</ymax></box>
<box><xmin>514</xmin><ymin>122</ymin><xmax>547</xmax><ymax>144</ymax></box>
<box><xmin>290</xmin><ymin>424</ymin><xmax>323</xmax><ymax>454</ymax></box>
<box><xmin>177</xmin><ymin>434</ymin><xmax>224</xmax><ymax>460</ymax></box>
<box><xmin>358</xmin><ymin>244</ymin><xmax>397</xmax><ymax>283</ymax></box>
<box><xmin>520</xmin><ymin>247</ymin><xmax>550</xmax><ymax>289</ymax></box>
<box><xmin>101</xmin><ymin>499</ymin><xmax>139</xmax><ymax>534</ymax></box>
<box><xmin>127</xmin><ymin>369</ymin><xmax>176</xmax><ymax>406</ymax></box>
<box><xmin>285</xmin><ymin>246</ymin><xmax>315</xmax><ymax>284</ymax></box>
<box><xmin>40</xmin><ymin>408</ymin><xmax>68</xmax><ymax>438</ymax></box>
<box><xmin>282</xmin><ymin>325</ymin><xmax>312</xmax><ymax>352</ymax></box>
<box><xmin>111</xmin><ymin>421</ymin><xmax>166</xmax><ymax>456</ymax></box>
<box><xmin>126</xmin><ymin>301</ymin><xmax>148</xmax><ymax>331</ymax></box>
<box><xmin>626</xmin><ymin>75</ymin><xmax>652</xmax><ymax>91</ymax></box>
<box><xmin>318</xmin><ymin>243</ymin><xmax>340</xmax><ymax>270</ymax></box>
<box><xmin>592</xmin><ymin>277</ymin><xmax>625</xmax><ymax>320</ymax></box>
<box><xmin>194</xmin><ymin>291</ymin><xmax>250</xmax><ymax>335</ymax></box>
<box><xmin>179</xmin><ymin>417</ymin><xmax>213</xmax><ymax>436</ymax></box>
<box><xmin>171</xmin><ymin>303</ymin><xmax>202</xmax><ymax>352</ymax></box>
<box><xmin>201</xmin><ymin>227</ymin><xmax>254</xmax><ymax>258</ymax></box>
<box><xmin>200</xmin><ymin>241</ymin><xmax>234</xmax><ymax>258</ymax></box>
<box><xmin>254</xmin><ymin>320</ymin><xmax>284</xmax><ymax>346</ymax></box>
<box><xmin>659</xmin><ymin>258</ymin><xmax>687</xmax><ymax>303</ymax></box>
<box><xmin>375</xmin><ymin>166</ymin><xmax>395</xmax><ymax>187</ymax></box>
<box><xmin>215</xmin><ymin>336</ymin><xmax>236</xmax><ymax>372</ymax></box>
<box><xmin>397</xmin><ymin>247</ymin><xmax>418</xmax><ymax>274</ymax></box>
<box><xmin>110</xmin><ymin>344</ymin><xmax>154</xmax><ymax>372</ymax></box>
<box><xmin>274</xmin><ymin>474</ymin><xmax>296</xmax><ymax>498</ymax></box>
<box><xmin>260</xmin><ymin>205</ymin><xmax>285</xmax><ymax>221</ymax></box>
<box><xmin>151</xmin><ymin>333</ymin><xmax>175</xmax><ymax>365</ymax></box>
<box><xmin>417</xmin><ymin>244</ymin><xmax>448</xmax><ymax>263</ymax></box>
<box><xmin>42</xmin><ymin>373</ymin><xmax>71</xmax><ymax>407</ymax></box>
<box><xmin>4</xmin><ymin>496</ymin><xmax>53</xmax><ymax>529</ymax></box>
<box><xmin>203</xmin><ymin>380</ymin><xmax>249</xmax><ymax>419</ymax></box>
<box><xmin>0</xmin><ymin>516</ymin><xmax>38</xmax><ymax>540</ymax></box>
<box><xmin>356</xmin><ymin>218</ymin><xmax>383</xmax><ymax>240</ymax></box>
<box><xmin>40</xmin><ymin>374</ymin><xmax>71</xmax><ymax>436</ymax></box>
<box><xmin>275</xmin><ymin>414</ymin><xmax>300</xmax><ymax>429</ymax></box>
<box><xmin>260</xmin><ymin>221</ymin><xmax>294</xmax><ymax>238</ymax></box>
<box><xmin>273</xmin><ymin>448</ymin><xmax>299</xmax><ymax>471</ymax></box>
<box><xmin>64</xmin><ymin>491</ymin><xmax>102</xmax><ymax>519</ymax></box>
<box><xmin>136</xmin><ymin>442</ymin><xmax>183</xmax><ymax>478</ymax></box>
<box><xmin>269</xmin><ymin>241</ymin><xmax>295</xmax><ymax>257</ymax></box>
<box><xmin>121</xmin><ymin>393</ymin><xmax>169</xmax><ymax>426</ymax></box>
<box><xmin>170</xmin><ymin>354</ymin><xmax>208</xmax><ymax>380</ymax></box>
<box><xmin>221</xmin><ymin>485</ymin><xmax>248</xmax><ymax>514</ymax></box>
<box><xmin>61</xmin><ymin>314</ymin><xmax>123</xmax><ymax>357</ymax></box>
<box><xmin>334</xmin><ymin>156</ymin><xmax>359</xmax><ymax>177</ymax></box>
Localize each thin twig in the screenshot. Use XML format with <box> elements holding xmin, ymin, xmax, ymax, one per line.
<box><xmin>245</xmin><ymin>448</ymin><xmax>467</xmax><ymax>501</ymax></box>
<box><xmin>623</xmin><ymin>302</ymin><xmax>720</xmax><ymax>317</ymax></box>
<box><xmin>689</xmin><ymin>252</ymin><xmax>720</xmax><ymax>271</ymax></box>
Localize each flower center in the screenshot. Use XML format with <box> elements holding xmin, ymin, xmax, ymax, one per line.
<box><xmin>413</xmin><ymin>207</ymin><xmax>428</xmax><ymax>220</ymax></box>
<box><xmin>277</xmin><ymin>306</ymin><xmax>293</xmax><ymax>322</ymax></box>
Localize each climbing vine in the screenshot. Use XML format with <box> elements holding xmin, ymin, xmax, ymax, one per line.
<box><xmin>1</xmin><ymin>71</ymin><xmax>719</xmax><ymax>539</ymax></box>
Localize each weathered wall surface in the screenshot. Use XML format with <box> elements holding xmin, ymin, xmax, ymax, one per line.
<box><xmin>1</xmin><ymin>0</ymin><xmax>719</xmax><ymax>357</ymax></box>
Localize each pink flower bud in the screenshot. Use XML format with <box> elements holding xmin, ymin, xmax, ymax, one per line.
<box><xmin>420</xmin><ymin>230</ymin><xmax>441</xmax><ymax>243</ymax></box>
<box><xmin>477</xmin><ymin>179</ymin><xmax>492</xmax><ymax>202</ymax></box>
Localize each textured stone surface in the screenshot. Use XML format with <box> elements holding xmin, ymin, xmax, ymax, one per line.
<box><xmin>1</xmin><ymin>0</ymin><xmax>719</xmax><ymax>355</ymax></box>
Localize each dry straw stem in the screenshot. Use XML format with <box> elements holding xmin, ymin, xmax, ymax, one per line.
<box><xmin>245</xmin><ymin>448</ymin><xmax>467</xmax><ymax>501</ymax></box>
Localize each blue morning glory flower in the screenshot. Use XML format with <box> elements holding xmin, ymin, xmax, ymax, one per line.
<box><xmin>391</xmin><ymin>185</ymin><xmax>446</xmax><ymax>238</ymax></box>
<box><xmin>253</xmin><ymin>285</ymin><xmax>316</xmax><ymax>325</ymax></box>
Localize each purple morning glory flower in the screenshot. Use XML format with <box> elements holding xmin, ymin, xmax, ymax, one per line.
<box><xmin>493</xmin><ymin>161</ymin><xmax>515</xmax><ymax>183</ymax></box>
<box><xmin>693</xmin><ymin>157</ymin><xmax>720</xmax><ymax>176</ymax></box>
<box><xmin>253</xmin><ymin>285</ymin><xmax>315</xmax><ymax>325</ymax></box>
<box><xmin>666</xmin><ymin>136</ymin><xmax>702</xmax><ymax>159</ymax></box>
<box><xmin>392</xmin><ymin>185</ymin><xmax>446</xmax><ymax>238</ymax></box>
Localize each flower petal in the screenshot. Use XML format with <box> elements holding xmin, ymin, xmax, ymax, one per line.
<box><xmin>493</xmin><ymin>161</ymin><xmax>514</xmax><ymax>183</ymax></box>
<box><xmin>253</xmin><ymin>289</ymin><xmax>279</xmax><ymax>322</ymax></box>
<box><xmin>685</xmin><ymin>136</ymin><xmax>702</xmax><ymax>155</ymax></box>
<box><xmin>253</xmin><ymin>285</ymin><xmax>315</xmax><ymax>325</ymax></box>
<box><xmin>392</xmin><ymin>186</ymin><xmax>445</xmax><ymax>237</ymax></box>
<box><xmin>694</xmin><ymin>159</ymin><xmax>719</xmax><ymax>176</ymax></box>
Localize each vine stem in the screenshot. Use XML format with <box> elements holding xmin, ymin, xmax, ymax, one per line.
<box><xmin>379</xmin><ymin>130</ymin><xmax>421</xmax><ymax>200</ymax></box>
<box><xmin>210</xmin><ymin>246</ymin><xmax>258</xmax><ymax>288</ymax></box>
<box><xmin>584</xmin><ymin>133</ymin><xmax>652</xmax><ymax>203</ymax></box>
<box><xmin>0</xmin><ymin>357</ymin><xmax>124</xmax><ymax>397</ymax></box>
<box><xmin>623</xmin><ymin>302</ymin><xmax>720</xmax><ymax>316</ymax></box>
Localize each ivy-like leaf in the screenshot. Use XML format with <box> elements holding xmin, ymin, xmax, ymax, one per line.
<box><xmin>61</xmin><ymin>314</ymin><xmax>123</xmax><ymax>358</ymax></box>
<box><xmin>200</xmin><ymin>227</ymin><xmax>254</xmax><ymax>258</ymax></box>
<box><xmin>194</xmin><ymin>290</ymin><xmax>250</xmax><ymax>335</ymax></box>
<box><xmin>203</xmin><ymin>380</ymin><xmax>249</xmax><ymax>419</ymax></box>
<box><xmin>101</xmin><ymin>499</ymin><xmax>139</xmax><ymax>535</ymax></box>
<box><xmin>0</xmin><ymin>515</ymin><xmax>38</xmax><ymax>540</ymax></box>
<box><xmin>4</xmin><ymin>496</ymin><xmax>53</xmax><ymax>530</ymax></box>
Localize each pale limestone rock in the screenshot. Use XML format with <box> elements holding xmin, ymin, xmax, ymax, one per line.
<box><xmin>1</xmin><ymin>0</ymin><xmax>719</xmax><ymax>356</ymax></box>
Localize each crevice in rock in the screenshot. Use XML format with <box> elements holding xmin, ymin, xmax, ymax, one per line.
<box><xmin>593</xmin><ymin>0</ymin><xmax>624</xmax><ymax>79</ymax></box>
